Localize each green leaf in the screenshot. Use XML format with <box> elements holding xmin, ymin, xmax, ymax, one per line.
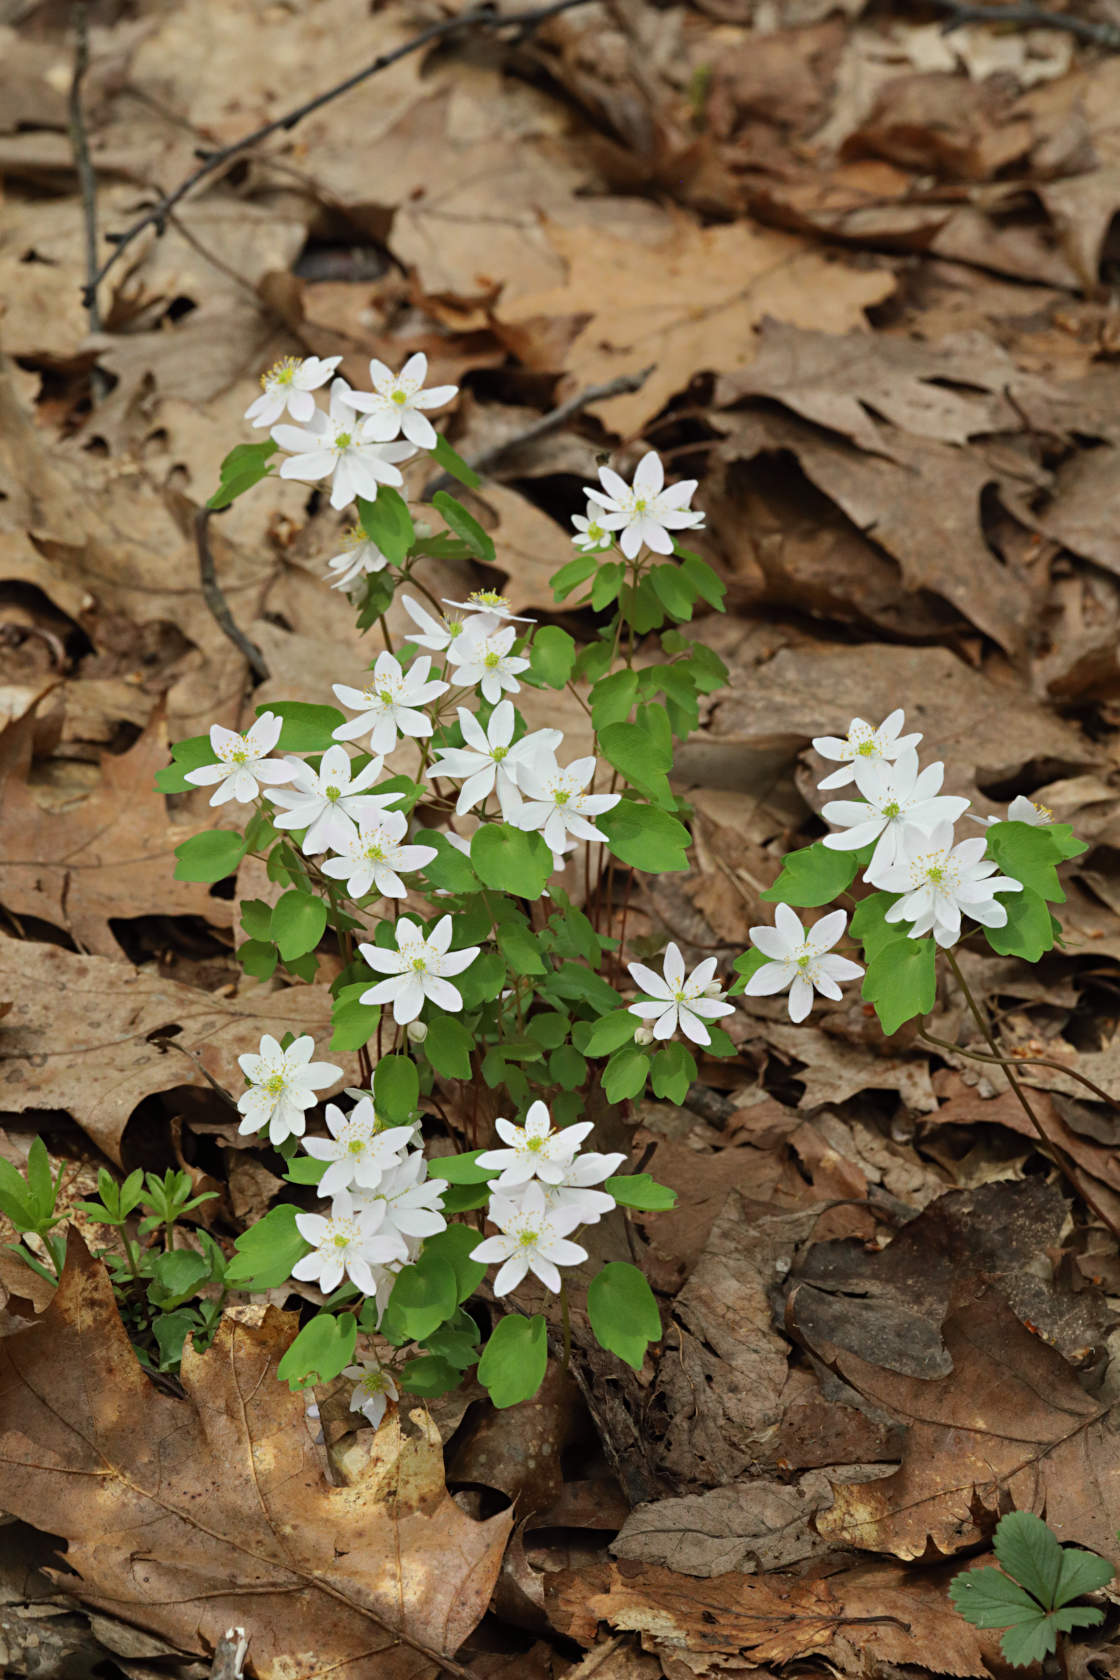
<box><xmin>728</xmin><ymin>946</ymin><xmax>769</xmax><ymax>995</ymax></box>
<box><xmin>272</xmin><ymin>890</ymin><xmax>328</xmax><ymax>962</ymax></box>
<box><xmin>155</xmin><ymin>734</ymin><xmax>217</xmax><ymax>793</ymax></box>
<box><xmin>173</xmin><ymin>830</ymin><xmax>247</xmax><ymax>883</ymax></box>
<box><xmin>950</xmin><ymin>1565</ymin><xmax>1048</xmax><ymax>1628</ymax></box>
<box><xmin>422</xmin><ymin>1224</ymin><xmax>487</xmax><ymax>1304</ymax></box>
<box><xmin>548</xmin><ymin>1044</ymin><xmax>587</xmax><ymax>1089</ymax></box>
<box><xmin>424</xmin><ymin>1014</ymin><xmax>474</xmax><ymax>1079</ymax></box>
<box><xmin>398</xmin><ymin>1354</ymin><xmax>463</xmax><ymax>1396</ymax></box>
<box><xmin>528</xmin><ymin>625</ymin><xmax>577</xmax><ymax>689</ymax></box>
<box><xmin>1054</xmin><ymin>1547</ymin><xmax>1115</xmax><ymax>1604</ymax></box>
<box><xmin>152</xmin><ymin>1309</ymin><xmax>199</xmax><ymax>1370</ymax></box>
<box><xmin>599</xmin><ymin>720</ymin><xmax>674</xmax><ymax>806</ymax></box>
<box><xmin>862</xmin><ymin>936</ymin><xmax>936</xmax><ymax>1035</ymax></box>
<box><xmin>373</xmin><ymin>1054</ymin><xmax>419</xmax><ymax>1123</ymax></box>
<box><xmin>422</xmin><ymin>1316</ymin><xmax>481</xmax><ymax>1369</ymax></box>
<box><xmin>591</xmin><ymin>562</ymin><xmax>624</xmax><ymax>610</ymax></box>
<box><xmin>284</xmin><ymin>1155</ymin><xmax>329</xmax><ymax>1186</ymax></box>
<box><xmin>497</xmin><ymin>921</ymin><xmax>545</xmax><ymax>976</ymax></box>
<box><xmin>257</xmin><ymin>701</ymin><xmax>345</xmax><ymax>754</ymax></box>
<box><xmin>984</xmin><ymin>820</ymin><xmax>1085</xmax><ymax>903</ymax></box>
<box><xmin>983</xmin><ymin>887</ymin><xmax>1055</xmax><ymax>962</ymax></box>
<box><xmin>677</xmin><ymin>548</ymin><xmax>726</xmax><ymax>610</ymax></box>
<box><xmin>25</xmin><ymin>1137</ymin><xmax>55</xmax><ymax>1222</ymax></box>
<box><xmin>431</xmin><ymin>491</ymin><xmax>494</xmax><ymax>562</ymax></box>
<box><xmin>427</xmin><ymin>1150</ymin><xmax>493</xmax><ymax>1184</ymax></box>
<box><xmin>587</xmin><ymin>1262</ymin><xmax>661</xmax><ymax>1370</ymax></box>
<box><xmin>471</xmin><ymin>823</ymin><xmax>553</xmax><ymax>898</ymax></box>
<box><xmin>650</xmin><ymin>1042</ymin><xmax>696</xmax><ymax>1104</ymax></box>
<box><xmin>413</xmin><ymin>828</ymin><xmax>479</xmax><ymax>893</ymax></box>
<box><xmin>207</xmin><ymin>440</ymin><xmax>277</xmax><ymax>510</ymax></box>
<box><xmin>602</xmin><ymin>1044</ymin><xmax>650</xmax><ymax>1103</ymax></box>
<box><xmin>550</xmin><ymin>552</ymin><xmax>599</xmax><ymax>602</ymax></box>
<box><xmin>762</xmin><ymin>842</ymin><xmax>860</xmax><ymax>907</ymax></box>
<box><xmin>849</xmin><ymin>891</ymin><xmax>905</xmax><ymax>963</ymax></box>
<box><xmin>548</xmin><ymin>962</ymin><xmax>621</xmax><ymax>1014</ymax></box>
<box><xmin>226</xmin><ymin>1204</ymin><xmax>309</xmax><ymax>1289</ymax></box>
<box><xmin>330</xmin><ymin>981</ymin><xmax>380</xmax><ymax>1053</ymax></box>
<box><xmin>357</xmin><ymin>487</ymin><xmax>414</xmax><ymax>564</ymax></box>
<box><xmin>276</xmin><ymin>1313</ymin><xmax>357</xmax><ymax>1389</ymax></box>
<box><xmin>994</xmin><ymin>1511</ymin><xmax>1113</xmax><ymax>1608</ymax></box>
<box><xmin>525</xmin><ymin>1011</ymin><xmax>569</xmax><ymax>1050</ymax></box>
<box><xmin>455</xmin><ymin>950</ymin><xmax>507</xmax><ymax>1011</ymax></box>
<box><xmin>598</xmin><ymin>799</ymin><xmax>691</xmax><ymax>873</ymax></box>
<box><xmin>606</xmin><ymin>1173</ymin><xmax>677</xmax><ymax>1211</ymax></box>
<box><xmin>590</xmin><ymin>668</ymin><xmax>639</xmax><ymax>730</ymax></box>
<box><xmin>1002</xmin><ymin>1607</ymin><xmax>1102</xmax><ymax>1668</ymax></box>
<box><xmin>649</xmin><ymin>563</ymin><xmax>695</xmax><ymax>621</ymax></box>
<box><xmin>240</xmin><ymin>898</ymin><xmax>274</xmax><ymax>941</ymax></box>
<box><xmin>477</xmin><ymin>1313</ymin><xmax>547</xmax><ymax>1408</ymax></box>
<box><xmin>381</xmin><ymin>1252</ymin><xmax>457</xmax><ymax>1344</ymax></box>
<box><xmin>429</xmin><ymin>433</ymin><xmax>481</xmax><ymax>489</ymax></box>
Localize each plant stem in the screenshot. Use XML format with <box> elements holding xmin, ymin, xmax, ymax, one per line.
<box><xmin>559</xmin><ymin>1279</ymin><xmax>572</xmax><ymax>1371</ymax></box>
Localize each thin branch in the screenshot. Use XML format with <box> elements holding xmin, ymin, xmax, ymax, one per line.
<box><xmin>68</xmin><ymin>2</ymin><xmax>110</xmax><ymax>401</ymax></box>
<box><xmin>80</xmin><ymin>0</ymin><xmax>595</xmax><ymax>308</ymax></box>
<box><xmin>920</xmin><ymin>1028</ymin><xmax>1120</xmax><ymax>1112</ymax></box>
<box><xmin>421</xmin><ymin>363</ymin><xmax>657</xmax><ymax>500</ymax></box>
<box><xmin>929</xmin><ymin>0</ymin><xmax>1120</xmax><ymax>49</ymax></box>
<box><xmin>195</xmin><ymin>507</ymin><xmax>271</xmax><ymax>681</ymax></box>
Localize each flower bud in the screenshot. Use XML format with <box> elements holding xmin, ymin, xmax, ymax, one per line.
<box><xmin>703</xmin><ymin>981</ymin><xmax>724</xmax><ymax>999</ymax></box>
<box><xmin>634</xmin><ymin>1026</ymin><xmax>655</xmax><ymax>1046</ymax></box>
<box><xmin>406</xmin><ymin>1020</ymin><xmax>428</xmax><ymax>1044</ymax></box>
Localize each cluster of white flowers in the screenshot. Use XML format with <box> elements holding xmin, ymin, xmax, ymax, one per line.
<box><xmin>575</xmin><ymin>451</ymin><xmax>705</xmax><ymax>560</ymax></box>
<box><xmin>626</xmin><ymin>942</ymin><xmax>734</xmax><ymax>1046</ymax></box>
<box><xmin>742</xmin><ymin>709</ymin><xmax>1025</xmax><ymax>1020</ymax></box>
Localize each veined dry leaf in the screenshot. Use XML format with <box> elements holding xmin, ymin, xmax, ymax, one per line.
<box><xmin>0</xmin><ymin>1234</ymin><xmax>511</xmax><ymax>1679</ymax></box>
<box><xmin>0</xmin><ymin>939</ymin><xmax>336</xmax><ymax>1163</ymax></box>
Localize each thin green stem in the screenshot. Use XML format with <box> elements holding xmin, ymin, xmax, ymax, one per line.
<box><xmin>378</xmin><ymin>614</ymin><xmax>394</xmax><ymax>655</ymax></box>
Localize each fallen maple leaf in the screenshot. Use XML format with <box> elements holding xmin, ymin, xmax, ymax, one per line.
<box><xmin>0</xmin><ymin>1233</ymin><xmax>511</xmax><ymax>1680</ymax></box>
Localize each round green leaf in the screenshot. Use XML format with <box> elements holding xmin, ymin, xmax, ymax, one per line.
<box><xmin>477</xmin><ymin>1313</ymin><xmax>547</xmax><ymax>1408</ymax></box>
<box><xmin>173</xmin><ymin>830</ymin><xmax>247</xmax><ymax>884</ymax></box>
<box><xmin>587</xmin><ymin>1262</ymin><xmax>661</xmax><ymax>1370</ymax></box>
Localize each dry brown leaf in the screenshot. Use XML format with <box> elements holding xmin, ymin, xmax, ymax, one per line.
<box><xmin>610</xmin><ymin>1471</ymin><xmax>851</xmax><ymax>1577</ymax></box>
<box><xmin>0</xmin><ymin>938</ymin><xmax>336</xmax><ymax>1163</ymax></box>
<box><xmin>0</xmin><ymin>1234</ymin><xmax>511</xmax><ymax>1679</ymax></box>
<box><xmin>813</xmin><ymin>1282</ymin><xmax>1120</xmax><ymax>1560</ymax></box>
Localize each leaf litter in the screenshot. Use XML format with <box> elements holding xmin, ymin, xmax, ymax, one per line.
<box><xmin>4</xmin><ymin>0</ymin><xmax>1120</xmax><ymax>1675</ymax></box>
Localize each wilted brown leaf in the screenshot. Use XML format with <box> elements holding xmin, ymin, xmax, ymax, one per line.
<box><xmin>0</xmin><ymin>1234</ymin><xmax>511</xmax><ymax>1679</ymax></box>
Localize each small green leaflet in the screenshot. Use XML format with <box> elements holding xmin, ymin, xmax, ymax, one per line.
<box><xmin>598</xmin><ymin>799</ymin><xmax>691</xmax><ymax>873</ymax></box>
<box><xmin>207</xmin><ymin>440</ymin><xmax>277</xmax><ymax>510</ymax></box>
<box><xmin>276</xmin><ymin>1312</ymin><xmax>356</xmax><ymax>1390</ymax></box>
<box><xmin>256</xmin><ymin>701</ymin><xmax>345</xmax><ymax>753</ymax></box>
<box><xmin>428</xmin><ymin>433</ymin><xmax>481</xmax><ymax>489</ymax></box>
<box><xmin>431</xmin><ymin>491</ymin><xmax>495</xmax><ymax>562</ymax></box>
<box><xmin>949</xmin><ymin>1512</ymin><xmax>1112</xmax><ymax>1668</ymax></box>
<box><xmin>762</xmin><ymin>841</ymin><xmax>860</xmax><ymax>908</ymax></box>
<box><xmin>226</xmin><ymin>1205</ymin><xmax>309</xmax><ymax>1289</ymax></box>
<box><xmin>606</xmin><ymin>1173</ymin><xmax>677</xmax><ymax>1211</ymax></box>
<box><xmin>471</xmin><ymin>823</ymin><xmax>553</xmax><ymax>899</ymax></box>
<box><xmin>357</xmin><ymin>489</ymin><xmax>414</xmax><ymax>564</ymax></box>
<box><xmin>861</xmin><ymin>935</ymin><xmax>936</xmax><ymax>1035</ymax></box>
<box><xmin>587</xmin><ymin>1262</ymin><xmax>661</xmax><ymax>1370</ymax></box>
<box><xmin>527</xmin><ymin>625</ymin><xmax>576</xmax><ymax>689</ymax></box>
<box><xmin>477</xmin><ymin>1313</ymin><xmax>547</xmax><ymax>1408</ymax></box>
<box><xmin>173</xmin><ymin>830</ymin><xmax>247</xmax><ymax>884</ymax></box>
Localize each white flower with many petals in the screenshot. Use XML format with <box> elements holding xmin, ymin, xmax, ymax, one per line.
<box><xmin>343</xmin><ymin>353</ymin><xmax>458</xmax><ymax>450</ymax></box>
<box><xmin>812</xmin><ymin>709</ymin><xmax>923</xmax><ymax>791</ymax></box>
<box><xmin>292</xmin><ymin>1189</ymin><xmax>408</xmax><ymax>1295</ymax></box>
<box><xmin>301</xmin><ymin>1098</ymin><xmax>414</xmax><ymax>1199</ymax></box>
<box><xmin>344</xmin><ymin>1358</ymin><xmax>399</xmax><ymax>1429</ymax></box>
<box><xmin>399</xmin><ymin>594</ymin><xmax>496</xmax><ymax>656</ymax></box>
<box><xmin>236</xmin><ymin>1033</ymin><xmax>343</xmax><ymax>1146</ymax></box>
<box><xmin>823</xmin><ymin>751</ymin><xmax>970</xmax><ymax>878</ymax></box>
<box><xmin>475</xmin><ymin>1100</ymin><xmax>594</xmax><ymax>1190</ymax></box>
<box><xmin>741</xmin><ymin>905</ymin><xmax>864</xmax><ymax>1024</ymax></box>
<box><xmin>358</xmin><ymin>915</ymin><xmax>480</xmax><ymax>1024</ymax></box>
<box><xmin>872</xmin><ymin>822</ymin><xmax>1023</xmax><ymax>947</ymax></box>
<box><xmin>184</xmin><ymin>712</ymin><xmax>296</xmax><ymax>806</ymax></box>
<box><xmin>267</xmin><ymin>744</ymin><xmax>401</xmax><ymax>855</ymax></box>
<box><xmin>325</xmin><ymin>524</ymin><xmax>390</xmax><ymax>591</ymax></box>
<box><xmin>471</xmin><ymin>1183</ymin><xmax>587</xmax><ymax>1296</ymax></box>
<box><xmin>322</xmin><ymin>810</ymin><xmax>436</xmax><ymax>899</ymax></box>
<box><xmin>446</xmin><ymin>623</ymin><xmax>530</xmax><ymax>704</ymax></box>
<box><xmin>972</xmin><ymin>795</ymin><xmax>1053</xmax><ymax>829</ymax></box>
<box><xmin>245</xmin><ymin>354</ymin><xmax>341</xmax><ymax>428</ymax></box>
<box><xmin>353</xmin><ymin>1151</ymin><xmax>447</xmax><ymax>1246</ymax></box>
<box><xmin>626</xmin><ymin>943</ymin><xmax>734</xmax><ymax>1047</ymax></box>
<box><xmin>584</xmin><ymin>450</ymin><xmax>704</xmax><ymax>560</ymax></box>
<box><xmin>442</xmin><ymin>591</ymin><xmax>536</xmax><ymax>626</ymax></box>
<box><xmin>333</xmin><ymin>651</ymin><xmax>448</xmax><ymax>756</ymax></box>
<box><xmin>571</xmin><ymin>505</ymin><xmax>614</xmax><ymax>554</ymax></box>
<box><xmin>426</xmin><ymin>701</ymin><xmax>562</xmax><ymax>821</ymax></box>
<box><xmin>516</xmin><ymin>755</ymin><xmax>621</xmax><ymax>854</ymax></box>
<box><xmin>272</xmin><ymin>379</ymin><xmax>415</xmax><ymax>511</ymax></box>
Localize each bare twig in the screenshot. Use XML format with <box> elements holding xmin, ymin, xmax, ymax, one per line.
<box><xmin>68</xmin><ymin>2</ymin><xmax>110</xmax><ymax>401</ymax></box>
<box><xmin>920</xmin><ymin>1028</ymin><xmax>1120</xmax><ymax>1112</ymax></box>
<box><xmin>421</xmin><ymin>363</ymin><xmax>657</xmax><ymax>500</ymax></box>
<box><xmin>80</xmin><ymin>0</ymin><xmax>595</xmax><ymax>309</ymax></box>
<box><xmin>929</xmin><ymin>0</ymin><xmax>1120</xmax><ymax>49</ymax></box>
<box><xmin>195</xmin><ymin>507</ymin><xmax>271</xmax><ymax>681</ymax></box>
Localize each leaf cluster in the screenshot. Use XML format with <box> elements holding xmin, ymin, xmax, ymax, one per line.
<box><xmin>949</xmin><ymin>1511</ymin><xmax>1113</xmax><ymax>1666</ymax></box>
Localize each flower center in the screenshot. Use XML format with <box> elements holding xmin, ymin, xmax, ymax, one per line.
<box><xmin>526</xmin><ymin>1136</ymin><xmax>544</xmax><ymax>1152</ymax></box>
<box><xmin>411</xmin><ymin>955</ymin><xmax>427</xmax><ymax>971</ymax></box>
<box><xmin>470</xmin><ymin>590</ymin><xmax>507</xmax><ymax>608</ymax></box>
<box><xmin>228</xmin><ymin>745</ymin><xmax>250</xmax><ymax>765</ymax></box>
<box><xmin>796</xmin><ymin>953</ymin><xmax>812</xmax><ymax>971</ymax></box>
<box><xmin>633</xmin><ymin>497</ymin><xmax>647</xmax><ymax>513</ymax></box>
<box><xmin>361</xmin><ymin>1370</ymin><xmax>389</xmax><ymax>1394</ymax></box>
<box><xmin>554</xmin><ymin>789</ymin><xmax>570</xmax><ymax>806</ymax></box>
<box><xmin>365</xmin><ymin>842</ymin><xmax>385</xmax><ymax>861</ymax></box>
<box><xmin>333</xmin><ymin>1233</ymin><xmax>350</xmax><ymax>1249</ymax></box>
<box><xmin>335</xmin><ymin>431</ymin><xmax>353</xmax><ymax>450</ymax></box>
<box><xmin>483</xmin><ymin>651</ymin><xmax>501</xmax><ymax>669</ymax></box>
<box><xmin>264</xmin><ymin>1072</ymin><xmax>287</xmax><ymax>1096</ymax></box>
<box><xmin>391</xmin><ymin>390</ymin><xmax>407</xmax><ymax>405</ymax></box>
<box><xmin>492</xmin><ymin>745</ymin><xmax>508</xmax><ymax>761</ymax></box>
<box><xmin>882</xmin><ymin>801</ymin><xmax>901</xmax><ymax>820</ymax></box>
<box><xmin>347</xmin><ymin>1138</ymin><xmax>365</xmax><ymax>1155</ymax></box>
<box><xmin>325</xmin><ymin>785</ymin><xmax>341</xmax><ymax>801</ymax></box>
<box><xmin>448</xmin><ymin>621</ymin><xmax>464</xmax><ymax>638</ymax></box>
<box><xmin>342</xmin><ymin>524</ymin><xmax>367</xmax><ymax>550</ymax></box>
<box><xmin>857</xmin><ymin>739</ymin><xmax>875</xmax><ymax>756</ymax></box>
<box><xmin>518</xmin><ymin>1229</ymin><xmax>539</xmax><ymax>1247</ymax></box>
<box><xmin>379</xmin><ymin>689</ymin><xmax>394</xmax><ymax>705</ymax></box>
<box><xmin>262</xmin><ymin>356</ymin><xmax>299</xmax><ymax>389</ymax></box>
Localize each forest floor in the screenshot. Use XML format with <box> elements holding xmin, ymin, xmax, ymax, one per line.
<box><xmin>2</xmin><ymin>0</ymin><xmax>1120</xmax><ymax>1677</ymax></box>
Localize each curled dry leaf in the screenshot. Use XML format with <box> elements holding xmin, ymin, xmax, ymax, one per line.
<box><xmin>0</xmin><ymin>1233</ymin><xmax>511</xmax><ymax>1680</ymax></box>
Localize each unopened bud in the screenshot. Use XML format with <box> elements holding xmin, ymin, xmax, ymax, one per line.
<box><xmin>406</xmin><ymin>1020</ymin><xmax>428</xmax><ymax>1044</ymax></box>
<box><xmin>634</xmin><ymin>1026</ymin><xmax>655</xmax><ymax>1046</ymax></box>
<box><xmin>703</xmin><ymin>981</ymin><xmax>724</xmax><ymax>999</ymax></box>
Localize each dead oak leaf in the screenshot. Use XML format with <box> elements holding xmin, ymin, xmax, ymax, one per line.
<box><xmin>0</xmin><ymin>1234</ymin><xmax>511</xmax><ymax>1680</ymax></box>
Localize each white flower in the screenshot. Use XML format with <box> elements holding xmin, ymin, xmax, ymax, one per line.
<box><xmin>441</xmin><ymin>591</ymin><xmax>536</xmax><ymax>626</ymax></box>
<box><xmin>267</xmin><ymin>744</ymin><xmax>400</xmax><ymax>855</ymax></box>
<box><xmin>358</xmin><ymin>914</ymin><xmax>480</xmax><ymax>1024</ymax></box>
<box><xmin>584</xmin><ymin>450</ymin><xmax>704</xmax><ymax>560</ymax></box>
<box><xmin>516</xmin><ymin>755</ymin><xmax>621</xmax><ymax>854</ymax></box>
<box><xmin>184</xmin><ymin>712</ymin><xmax>296</xmax><ymax>806</ymax></box>
<box><xmin>272</xmin><ymin>379</ymin><xmax>415</xmax><ymax>511</ymax></box>
<box><xmin>399</xmin><ymin>594</ymin><xmax>497</xmax><ymax>656</ymax></box>
<box><xmin>626</xmin><ymin>943</ymin><xmax>734</xmax><ymax>1048</ymax></box>
<box><xmin>353</xmin><ymin>1150</ymin><xmax>447</xmax><ymax>1245</ymax></box>
<box><xmin>446</xmin><ymin>624</ymin><xmax>530</xmax><ymax>704</ymax></box>
<box><xmin>823</xmin><ymin>751</ymin><xmax>970</xmax><ymax>878</ymax></box>
<box><xmin>872</xmin><ymin>821</ymin><xmax>1023</xmax><ymax>948</ymax></box>
<box><xmin>571</xmin><ymin>505</ymin><xmax>614</xmax><ymax>554</ymax></box>
<box><xmin>333</xmin><ymin>651</ymin><xmax>448</xmax><ymax>756</ymax></box>
<box><xmin>426</xmin><ymin>701</ymin><xmax>562</xmax><ymax>821</ymax></box>
<box><xmin>537</xmin><ymin>1151</ymin><xmax>627</xmax><ymax>1225</ymax></box>
<box><xmin>972</xmin><ymin>795</ymin><xmax>1053</xmax><ymax>829</ymax></box>
<box><xmin>471</xmin><ymin>1183</ymin><xmax>587</xmax><ymax>1295</ymax></box>
<box><xmin>343</xmin><ymin>352</ymin><xmax>458</xmax><ymax>450</ymax></box>
<box><xmin>244</xmin><ymin>354</ymin><xmax>341</xmax><ymax>428</ymax></box>
<box><xmin>634</xmin><ymin>1025</ymin><xmax>655</xmax><ymax>1046</ymax></box>
<box><xmin>741</xmin><ymin>905</ymin><xmax>864</xmax><ymax>1024</ymax></box>
<box><xmin>236</xmin><ymin>1033</ymin><xmax>343</xmax><ymax>1146</ymax></box>
<box><xmin>301</xmin><ymin>1098</ymin><xmax>414</xmax><ymax>1198</ymax></box>
<box><xmin>325</xmin><ymin>524</ymin><xmax>391</xmax><ymax>591</ymax></box>
<box><xmin>344</xmin><ymin>1359</ymin><xmax>399</xmax><ymax>1429</ymax></box>
<box><xmin>292</xmin><ymin>1189</ymin><xmax>408</xmax><ymax>1295</ymax></box>
<box><xmin>322</xmin><ymin>809</ymin><xmax>436</xmax><ymax>899</ymax></box>
<box><xmin>475</xmin><ymin>1099</ymin><xmax>594</xmax><ymax>1190</ymax></box>
<box><xmin>812</xmin><ymin>708</ymin><xmax>923</xmax><ymax>791</ymax></box>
